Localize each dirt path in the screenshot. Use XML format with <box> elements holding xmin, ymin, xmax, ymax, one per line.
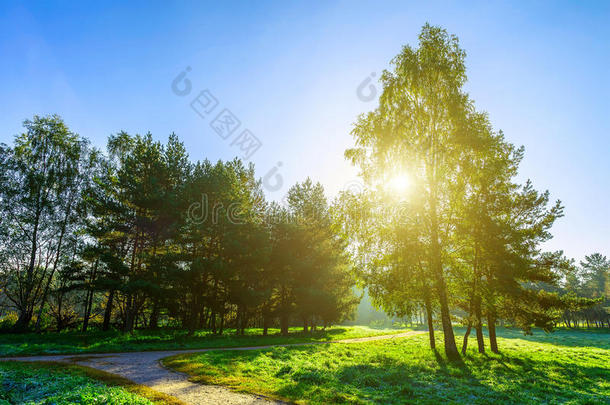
<box><xmin>2</xmin><ymin>331</ymin><xmax>424</xmax><ymax>405</ymax></box>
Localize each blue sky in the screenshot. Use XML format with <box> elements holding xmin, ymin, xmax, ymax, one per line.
<box><xmin>1</xmin><ymin>1</ymin><xmax>608</xmax><ymax>261</ymax></box>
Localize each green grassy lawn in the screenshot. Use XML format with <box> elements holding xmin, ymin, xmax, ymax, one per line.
<box><xmin>0</xmin><ymin>326</ymin><xmax>409</xmax><ymax>356</ymax></box>
<box><xmin>163</xmin><ymin>328</ymin><xmax>610</xmax><ymax>404</ymax></box>
<box><xmin>0</xmin><ymin>361</ymin><xmax>183</xmax><ymax>404</ymax></box>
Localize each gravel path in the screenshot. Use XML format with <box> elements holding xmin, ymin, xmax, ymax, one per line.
<box><xmin>2</xmin><ymin>331</ymin><xmax>424</xmax><ymax>404</ymax></box>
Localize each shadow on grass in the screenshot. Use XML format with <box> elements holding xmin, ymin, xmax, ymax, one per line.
<box><xmin>169</xmin><ymin>333</ymin><xmax>609</xmax><ymax>405</ymax></box>
<box><xmin>272</xmin><ymin>352</ymin><xmax>608</xmax><ymax>404</ymax></box>
<box><xmin>273</xmin><ymin>356</ymin><xmax>497</xmax><ymax>404</ymax></box>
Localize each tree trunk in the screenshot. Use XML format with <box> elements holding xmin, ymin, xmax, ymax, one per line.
<box><xmin>82</xmin><ymin>290</ymin><xmax>91</xmax><ymax>332</ymax></box>
<box><xmin>210</xmin><ymin>311</ymin><xmax>217</xmax><ymax>334</ymax></box>
<box><xmin>35</xmin><ymin>196</ymin><xmax>75</xmax><ymax>333</ymax></box>
<box><xmin>262</xmin><ymin>313</ymin><xmax>270</xmax><ymax>336</ymax></box>
<box><xmin>56</xmin><ymin>293</ymin><xmax>64</xmax><ymax>332</ymax></box>
<box><xmin>14</xmin><ymin>310</ymin><xmax>33</xmax><ymax>332</ymax></box>
<box><xmin>428</xmin><ymin>196</ymin><xmax>459</xmax><ymax>359</ymax></box>
<box><xmin>102</xmin><ymin>290</ymin><xmax>115</xmax><ymax>331</ymax></box>
<box><xmin>187</xmin><ymin>294</ymin><xmax>199</xmax><ymax>336</ymax></box>
<box><xmin>236</xmin><ymin>307</ymin><xmax>246</xmax><ymax>335</ymax></box>
<box><xmin>487</xmin><ymin>311</ymin><xmax>498</xmax><ymax>353</ymax></box>
<box><xmin>198</xmin><ymin>307</ymin><xmax>208</xmax><ymax>330</ymax></box>
<box><xmin>82</xmin><ymin>259</ymin><xmax>99</xmax><ymax>332</ymax></box>
<box><xmin>124</xmin><ymin>233</ymin><xmax>141</xmax><ymax>334</ymax></box>
<box><xmin>149</xmin><ymin>299</ymin><xmax>160</xmax><ymax>329</ymax></box>
<box><xmin>280</xmin><ymin>313</ymin><xmax>289</xmax><ymax>336</ymax></box>
<box><xmin>124</xmin><ymin>294</ymin><xmax>135</xmax><ymax>333</ymax></box>
<box><xmin>424</xmin><ymin>295</ymin><xmax>436</xmax><ymax>349</ymax></box>
<box><xmin>474</xmin><ymin>296</ymin><xmax>485</xmax><ymax>354</ymax></box>
<box><xmin>218</xmin><ymin>312</ymin><xmax>225</xmax><ymax>335</ymax></box>
<box><xmin>432</xmin><ymin>249</ymin><xmax>459</xmax><ymax>359</ymax></box>
<box><xmin>15</xmin><ymin>206</ymin><xmax>42</xmax><ymax>332</ymax></box>
<box><xmin>461</xmin><ymin>323</ymin><xmax>472</xmax><ymax>355</ymax></box>
<box><xmin>82</xmin><ymin>289</ymin><xmax>93</xmax><ymax>332</ymax></box>
<box><xmin>475</xmin><ymin>322</ymin><xmax>485</xmax><ymax>354</ymax></box>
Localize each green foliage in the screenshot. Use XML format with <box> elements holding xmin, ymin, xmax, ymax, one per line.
<box><xmin>164</xmin><ymin>328</ymin><xmax>610</xmax><ymax>404</ymax></box>
<box><xmin>341</xmin><ymin>23</ymin><xmax>581</xmax><ymax>358</ymax></box>
<box><xmin>0</xmin><ymin>115</ymin><xmax>93</xmax><ymax>331</ymax></box>
<box><xmin>0</xmin><ymin>116</ymin><xmax>357</xmax><ymax>335</ymax></box>
<box><xmin>344</xmin><ymin>23</ymin><xmax>505</xmax><ymax>358</ymax></box>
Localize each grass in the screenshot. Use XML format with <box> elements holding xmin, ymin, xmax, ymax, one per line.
<box><xmin>163</xmin><ymin>327</ymin><xmax>610</xmax><ymax>404</ymax></box>
<box><xmin>0</xmin><ymin>325</ymin><xmax>409</xmax><ymax>356</ymax></box>
<box><xmin>0</xmin><ymin>361</ymin><xmax>184</xmax><ymax>404</ymax></box>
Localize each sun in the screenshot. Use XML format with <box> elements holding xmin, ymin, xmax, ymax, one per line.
<box><xmin>385</xmin><ymin>173</ymin><xmax>412</xmax><ymax>194</ymax></box>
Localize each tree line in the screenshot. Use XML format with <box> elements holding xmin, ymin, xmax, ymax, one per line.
<box><xmin>0</xmin><ymin>25</ymin><xmax>606</xmax><ymax>360</ymax></box>
<box><xmin>336</xmin><ymin>24</ymin><xmax>606</xmax><ymax>359</ymax></box>
<box><xmin>0</xmin><ymin>116</ymin><xmax>357</xmax><ymax>334</ymax></box>
<box><xmin>560</xmin><ymin>253</ymin><xmax>609</xmax><ymax>329</ymax></box>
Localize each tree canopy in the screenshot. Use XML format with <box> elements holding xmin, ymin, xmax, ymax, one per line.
<box><xmin>340</xmin><ymin>24</ymin><xmax>602</xmax><ymax>358</ymax></box>
<box><xmin>0</xmin><ymin>116</ymin><xmax>358</xmax><ymax>334</ymax></box>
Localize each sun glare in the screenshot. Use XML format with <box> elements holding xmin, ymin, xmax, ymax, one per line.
<box><xmin>385</xmin><ymin>173</ymin><xmax>411</xmax><ymax>194</ymax></box>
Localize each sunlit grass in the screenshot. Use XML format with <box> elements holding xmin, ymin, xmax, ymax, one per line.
<box><xmin>0</xmin><ymin>325</ymin><xmax>410</xmax><ymax>356</ymax></box>
<box><xmin>163</xmin><ymin>328</ymin><xmax>610</xmax><ymax>404</ymax></box>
